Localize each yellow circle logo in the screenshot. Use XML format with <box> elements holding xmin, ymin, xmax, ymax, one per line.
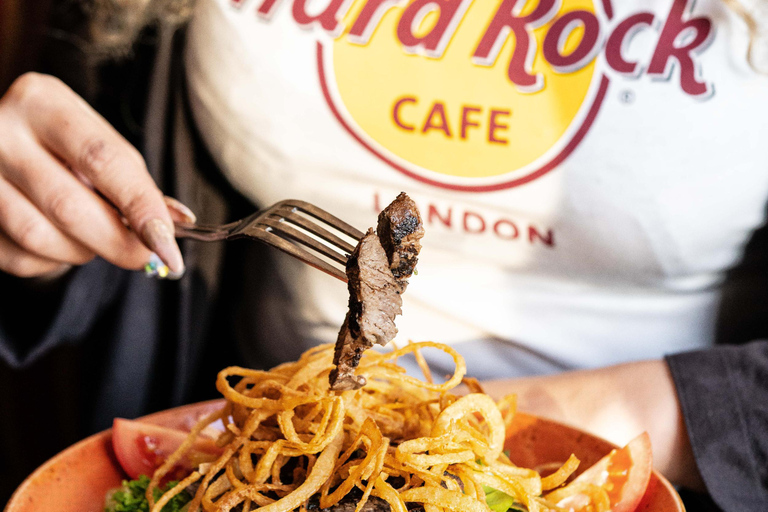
<box><xmin>318</xmin><ymin>0</ymin><xmax>608</xmax><ymax>191</ymax></box>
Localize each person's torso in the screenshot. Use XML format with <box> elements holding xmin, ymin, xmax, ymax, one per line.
<box><xmin>184</xmin><ymin>0</ymin><xmax>768</xmax><ymax>378</ymax></box>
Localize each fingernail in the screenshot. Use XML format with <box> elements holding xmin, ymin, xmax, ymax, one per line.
<box><xmin>144</xmin><ymin>253</ymin><xmax>184</xmax><ymax>280</ymax></box>
<box><xmin>141</xmin><ymin>218</ymin><xmax>185</xmax><ymax>275</ymax></box>
<box><xmin>164</xmin><ymin>196</ymin><xmax>197</xmax><ymax>224</ymax></box>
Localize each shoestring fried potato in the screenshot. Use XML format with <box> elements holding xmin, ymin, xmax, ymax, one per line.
<box><xmin>146</xmin><ymin>342</ymin><xmax>594</xmax><ymax>512</ymax></box>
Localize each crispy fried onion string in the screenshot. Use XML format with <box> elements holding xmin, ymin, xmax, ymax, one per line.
<box><xmin>148</xmin><ymin>342</ymin><xmax>585</xmax><ymax>512</ymax></box>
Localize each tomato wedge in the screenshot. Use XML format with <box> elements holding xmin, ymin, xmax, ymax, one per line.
<box><xmin>112</xmin><ymin>418</ymin><xmax>224</xmax><ymax>480</ymax></box>
<box><xmin>554</xmin><ymin>432</ymin><xmax>653</xmax><ymax>512</ymax></box>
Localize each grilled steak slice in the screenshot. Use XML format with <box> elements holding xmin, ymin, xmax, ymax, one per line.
<box><xmin>320</xmin><ymin>500</ymin><xmax>391</xmax><ymax>512</ymax></box>
<box><xmin>329</xmin><ymin>318</ymin><xmax>365</xmax><ymax>390</ymax></box>
<box><xmin>330</xmin><ymin>229</ymin><xmax>402</xmax><ymax>390</ymax></box>
<box><xmin>329</xmin><ymin>193</ymin><xmax>423</xmax><ymax>391</ymax></box>
<box><xmin>307</xmin><ymin>492</ymin><xmax>392</xmax><ymax>512</ymax></box>
<box><xmin>377</xmin><ymin>192</ymin><xmax>424</xmax><ymax>291</ymax></box>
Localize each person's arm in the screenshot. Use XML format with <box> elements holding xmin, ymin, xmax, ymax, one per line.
<box><xmin>484</xmin><ymin>342</ymin><xmax>768</xmax><ymax>510</ymax></box>
<box><xmin>482</xmin><ymin>360</ymin><xmax>703</xmax><ymax>489</ymax></box>
<box><xmin>666</xmin><ymin>341</ymin><xmax>768</xmax><ymax>511</ymax></box>
<box><xmin>0</xmin><ymin>72</ymin><xmax>192</xmax><ymax>364</ymax></box>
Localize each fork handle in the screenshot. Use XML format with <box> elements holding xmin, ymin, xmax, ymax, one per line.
<box><xmin>173</xmin><ymin>222</ymin><xmax>236</xmax><ymax>242</ymax></box>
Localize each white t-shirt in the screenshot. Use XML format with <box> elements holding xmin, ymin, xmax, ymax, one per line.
<box><xmin>184</xmin><ymin>0</ymin><xmax>768</xmax><ymax>377</ymax></box>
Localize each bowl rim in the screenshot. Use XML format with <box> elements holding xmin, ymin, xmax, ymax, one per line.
<box><xmin>4</xmin><ymin>399</ymin><xmax>685</xmax><ymax>512</ymax></box>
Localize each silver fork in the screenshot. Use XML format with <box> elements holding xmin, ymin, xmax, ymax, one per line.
<box><xmin>174</xmin><ymin>200</ymin><xmax>364</xmax><ymax>282</ymax></box>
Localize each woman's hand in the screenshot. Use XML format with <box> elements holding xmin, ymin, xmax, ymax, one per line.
<box><xmin>483</xmin><ymin>360</ymin><xmax>705</xmax><ymax>490</ymax></box>
<box><xmin>0</xmin><ymin>73</ymin><xmax>191</xmax><ymax>279</ymax></box>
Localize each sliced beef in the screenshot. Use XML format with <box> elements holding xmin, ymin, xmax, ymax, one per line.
<box><xmin>307</xmin><ymin>491</ymin><xmax>392</xmax><ymax>512</ymax></box>
<box><xmin>329</xmin><ymin>193</ymin><xmax>423</xmax><ymax>391</ymax></box>
<box><xmin>350</xmin><ymin>229</ymin><xmax>402</xmax><ymax>346</ymax></box>
<box><xmin>330</xmin><ymin>319</ymin><xmax>366</xmax><ymax>390</ymax></box>
<box><xmin>377</xmin><ymin>192</ymin><xmax>424</xmax><ymax>291</ymax></box>
<box><xmin>330</xmin><ymin>229</ymin><xmax>402</xmax><ymax>390</ymax></box>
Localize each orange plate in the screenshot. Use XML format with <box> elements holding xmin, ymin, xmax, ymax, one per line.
<box><xmin>5</xmin><ymin>400</ymin><xmax>684</xmax><ymax>512</ymax></box>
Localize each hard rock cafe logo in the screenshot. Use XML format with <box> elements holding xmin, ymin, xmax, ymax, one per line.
<box><xmin>233</xmin><ymin>0</ymin><xmax>714</xmax><ymax>192</ymax></box>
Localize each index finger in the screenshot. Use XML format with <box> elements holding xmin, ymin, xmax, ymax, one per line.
<box><xmin>21</xmin><ymin>76</ymin><xmax>184</xmax><ymax>273</ymax></box>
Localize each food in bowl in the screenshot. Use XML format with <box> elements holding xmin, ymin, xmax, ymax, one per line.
<box><xmin>106</xmin><ymin>341</ymin><xmax>653</xmax><ymax>512</ymax></box>
<box><xmin>102</xmin><ymin>193</ymin><xmax>654</xmax><ymax>512</ymax></box>
<box><xmin>5</xmin><ymin>193</ymin><xmax>681</xmax><ymax>512</ymax></box>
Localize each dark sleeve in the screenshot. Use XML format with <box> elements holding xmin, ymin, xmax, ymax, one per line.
<box><xmin>0</xmin><ymin>259</ymin><xmax>125</xmax><ymax>368</ymax></box>
<box><xmin>666</xmin><ymin>341</ymin><xmax>768</xmax><ymax>511</ymax></box>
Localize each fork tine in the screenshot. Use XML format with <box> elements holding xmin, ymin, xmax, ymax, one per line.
<box><xmin>279</xmin><ymin>200</ymin><xmax>365</xmax><ymax>240</ymax></box>
<box><xmin>251</xmin><ymin>227</ymin><xmax>347</xmax><ymax>282</ymax></box>
<box><xmin>268</xmin><ymin>208</ymin><xmax>357</xmax><ymax>254</ymax></box>
<box><xmin>177</xmin><ymin>199</ymin><xmax>364</xmax><ymax>283</ymax></box>
<box><xmin>258</xmin><ymin>217</ymin><xmax>349</xmax><ymax>265</ymax></box>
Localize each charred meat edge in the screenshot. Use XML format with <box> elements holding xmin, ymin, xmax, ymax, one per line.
<box><xmin>376</xmin><ymin>192</ymin><xmax>424</xmax><ymax>291</ymax></box>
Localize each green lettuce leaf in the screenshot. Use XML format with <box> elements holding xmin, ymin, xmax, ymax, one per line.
<box><xmin>105</xmin><ymin>475</ymin><xmax>192</xmax><ymax>512</ymax></box>
<box><xmin>483</xmin><ymin>485</ymin><xmax>526</xmax><ymax>512</ymax></box>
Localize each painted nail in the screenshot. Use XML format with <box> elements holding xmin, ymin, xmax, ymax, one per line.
<box><xmin>144</xmin><ymin>253</ymin><xmax>184</xmax><ymax>280</ymax></box>
<box><xmin>164</xmin><ymin>196</ymin><xmax>197</xmax><ymax>224</ymax></box>
<box><xmin>141</xmin><ymin>218</ymin><xmax>185</xmax><ymax>275</ymax></box>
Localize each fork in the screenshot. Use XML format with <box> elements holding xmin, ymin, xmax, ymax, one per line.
<box><xmin>172</xmin><ymin>200</ymin><xmax>364</xmax><ymax>282</ymax></box>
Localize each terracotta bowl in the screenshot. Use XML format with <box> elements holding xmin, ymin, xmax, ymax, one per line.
<box><xmin>5</xmin><ymin>400</ymin><xmax>684</xmax><ymax>512</ymax></box>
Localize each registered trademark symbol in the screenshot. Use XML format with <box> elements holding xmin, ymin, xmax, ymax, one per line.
<box><xmin>619</xmin><ymin>90</ymin><xmax>636</xmax><ymax>104</ymax></box>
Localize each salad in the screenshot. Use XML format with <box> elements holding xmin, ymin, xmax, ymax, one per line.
<box><xmin>105</xmin><ymin>342</ymin><xmax>653</xmax><ymax>512</ymax></box>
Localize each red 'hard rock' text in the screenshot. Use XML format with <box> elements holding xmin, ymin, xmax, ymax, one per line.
<box><xmin>234</xmin><ymin>0</ymin><xmax>715</xmax><ymax>99</ymax></box>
